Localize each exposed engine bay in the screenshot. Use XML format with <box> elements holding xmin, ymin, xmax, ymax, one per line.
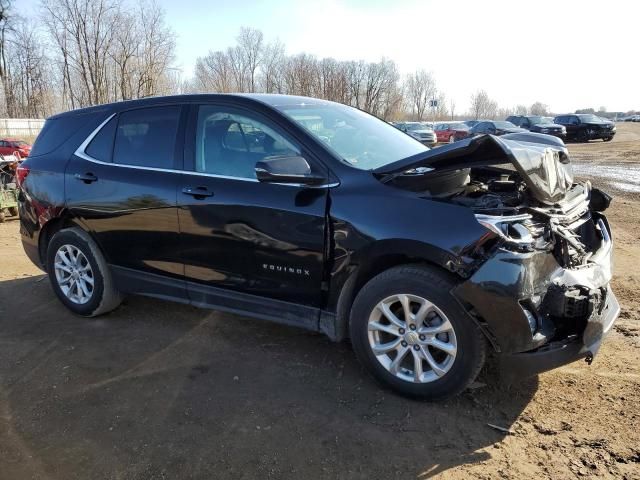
<box><xmin>381</xmin><ymin>133</ymin><xmax>612</xmax><ymax>269</ymax></box>
<box><xmin>393</xmin><ymin>163</ymin><xmax>612</xmax><ymax>270</ymax></box>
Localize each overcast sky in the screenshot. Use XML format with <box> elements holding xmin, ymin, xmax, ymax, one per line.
<box><xmin>23</xmin><ymin>0</ymin><xmax>640</xmax><ymax>113</ymax></box>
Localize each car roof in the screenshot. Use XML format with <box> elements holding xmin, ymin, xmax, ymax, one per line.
<box><xmin>47</xmin><ymin>93</ymin><xmax>335</xmax><ymax>119</ymax></box>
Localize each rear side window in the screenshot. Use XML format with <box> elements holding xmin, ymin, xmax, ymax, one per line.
<box><xmin>85</xmin><ymin>116</ymin><xmax>117</xmax><ymax>162</ymax></box>
<box><xmin>113</xmin><ymin>106</ymin><xmax>181</xmax><ymax>169</ymax></box>
<box><xmin>31</xmin><ymin>113</ymin><xmax>101</xmax><ymax>157</ymax></box>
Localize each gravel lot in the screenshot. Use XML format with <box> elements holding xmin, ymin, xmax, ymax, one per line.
<box><xmin>1</xmin><ymin>124</ymin><xmax>639</xmax><ymax>479</ymax></box>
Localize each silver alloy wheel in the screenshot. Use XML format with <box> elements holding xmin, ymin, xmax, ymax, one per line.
<box><xmin>54</xmin><ymin>244</ymin><xmax>95</xmax><ymax>305</ymax></box>
<box><xmin>367</xmin><ymin>294</ymin><xmax>457</xmax><ymax>383</ymax></box>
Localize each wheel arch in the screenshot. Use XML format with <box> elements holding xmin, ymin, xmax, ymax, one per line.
<box><xmin>329</xmin><ymin>239</ymin><xmax>466</xmax><ymax>342</ymax></box>
<box><xmin>38</xmin><ymin>213</ymin><xmax>95</xmax><ymax>270</ymax></box>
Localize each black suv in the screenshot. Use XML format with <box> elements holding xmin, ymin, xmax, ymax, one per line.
<box><xmin>553</xmin><ymin>114</ymin><xmax>616</xmax><ymax>142</ymax></box>
<box><xmin>18</xmin><ymin>95</ymin><xmax>619</xmax><ymax>399</ymax></box>
<box><xmin>506</xmin><ymin>115</ymin><xmax>567</xmax><ymax>139</ymax></box>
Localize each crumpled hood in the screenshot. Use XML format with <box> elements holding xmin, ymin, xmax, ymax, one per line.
<box><xmin>374</xmin><ymin>132</ymin><xmax>574</xmax><ymax>204</ymax></box>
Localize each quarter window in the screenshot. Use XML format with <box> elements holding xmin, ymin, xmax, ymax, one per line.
<box><xmin>113</xmin><ymin>106</ymin><xmax>181</xmax><ymax>169</ymax></box>
<box><xmin>195</xmin><ymin>106</ymin><xmax>300</xmax><ymax>179</ymax></box>
<box><xmin>86</xmin><ymin>116</ymin><xmax>117</xmax><ymax>162</ymax></box>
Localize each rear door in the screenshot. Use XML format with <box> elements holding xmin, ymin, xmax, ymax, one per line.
<box><xmin>177</xmin><ymin>103</ymin><xmax>329</xmax><ymax>312</ymax></box>
<box><xmin>65</xmin><ymin>105</ymin><xmax>187</xmax><ymax>297</ymax></box>
<box><xmin>564</xmin><ymin>115</ymin><xmax>580</xmax><ymax>138</ymax></box>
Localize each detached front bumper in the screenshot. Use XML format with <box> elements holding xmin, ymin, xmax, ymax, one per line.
<box><xmin>453</xmin><ymin>214</ymin><xmax>619</xmax><ymax>379</ymax></box>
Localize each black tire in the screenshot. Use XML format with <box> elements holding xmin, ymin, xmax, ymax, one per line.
<box><xmin>46</xmin><ymin>227</ymin><xmax>122</xmax><ymax>317</ymax></box>
<box><xmin>0</xmin><ymin>210</ymin><xmax>5</xmax><ymax>223</ymax></box>
<box><xmin>603</xmin><ymin>137</ymin><xmax>613</xmax><ymax>142</ymax></box>
<box><xmin>349</xmin><ymin>264</ymin><xmax>486</xmax><ymax>400</ymax></box>
<box><xmin>8</xmin><ymin>206</ymin><xmax>18</xmax><ymax>217</ymax></box>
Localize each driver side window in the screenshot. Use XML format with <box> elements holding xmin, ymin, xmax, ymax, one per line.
<box><xmin>195</xmin><ymin>106</ymin><xmax>300</xmax><ymax>179</ymax></box>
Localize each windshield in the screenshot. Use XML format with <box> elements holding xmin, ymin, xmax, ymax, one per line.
<box><xmin>277</xmin><ymin>102</ymin><xmax>428</xmax><ymax>170</ymax></box>
<box><xmin>529</xmin><ymin>116</ymin><xmax>552</xmax><ymax>125</ymax></box>
<box><xmin>578</xmin><ymin>114</ymin><xmax>604</xmax><ymax>123</ymax></box>
<box><xmin>494</xmin><ymin>121</ymin><xmax>517</xmax><ymax>129</ymax></box>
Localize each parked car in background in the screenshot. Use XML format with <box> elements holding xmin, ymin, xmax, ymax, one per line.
<box><xmin>0</xmin><ymin>138</ymin><xmax>31</xmax><ymax>158</ymax></box>
<box><xmin>17</xmin><ymin>94</ymin><xmax>620</xmax><ymax>399</ymax></box>
<box><xmin>433</xmin><ymin>122</ymin><xmax>469</xmax><ymax>143</ymax></box>
<box><xmin>553</xmin><ymin>114</ymin><xmax>616</xmax><ymax>142</ymax></box>
<box><xmin>506</xmin><ymin>115</ymin><xmax>567</xmax><ymax>139</ymax></box>
<box><xmin>395</xmin><ymin>122</ymin><xmax>437</xmax><ymax>146</ymax></box>
<box><xmin>463</xmin><ymin>120</ymin><xmax>480</xmax><ymax>128</ymax></box>
<box><xmin>623</xmin><ymin>115</ymin><xmax>640</xmax><ymax>122</ymax></box>
<box><xmin>469</xmin><ymin>120</ymin><xmax>527</xmax><ymax>136</ymax></box>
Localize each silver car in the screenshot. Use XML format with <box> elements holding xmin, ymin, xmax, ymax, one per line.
<box><xmin>396</xmin><ymin>122</ymin><xmax>437</xmax><ymax>146</ymax></box>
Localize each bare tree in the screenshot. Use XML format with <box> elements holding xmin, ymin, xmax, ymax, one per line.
<box><xmin>236</xmin><ymin>27</ymin><xmax>263</xmax><ymax>93</ymax></box>
<box><xmin>283</xmin><ymin>53</ymin><xmax>319</xmax><ymax>97</ymax></box>
<box><xmin>530</xmin><ymin>101</ymin><xmax>548</xmax><ymax>116</ymax></box>
<box><xmin>4</xmin><ymin>19</ymin><xmax>53</xmax><ymax>117</ymax></box>
<box><xmin>134</xmin><ymin>0</ymin><xmax>176</xmax><ymax>98</ymax></box>
<box><xmin>515</xmin><ymin>104</ymin><xmax>528</xmax><ymax>115</ymax></box>
<box><xmin>41</xmin><ymin>0</ymin><xmax>120</xmax><ymax>107</ymax></box>
<box><xmin>260</xmin><ymin>40</ymin><xmax>285</xmax><ymax>93</ymax></box>
<box><xmin>39</xmin><ymin>0</ymin><xmax>175</xmax><ymax>110</ymax></box>
<box><xmin>469</xmin><ymin>89</ymin><xmax>498</xmax><ymax>119</ymax></box>
<box><xmin>0</xmin><ymin>0</ymin><xmax>15</xmax><ymax>116</ymax></box>
<box><xmin>194</xmin><ymin>50</ymin><xmax>234</xmax><ymax>92</ymax></box>
<box><xmin>404</xmin><ymin>70</ymin><xmax>436</xmax><ymax>120</ymax></box>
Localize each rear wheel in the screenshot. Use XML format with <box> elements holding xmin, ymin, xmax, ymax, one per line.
<box><xmin>350</xmin><ymin>264</ymin><xmax>487</xmax><ymax>399</ymax></box>
<box><xmin>448</xmin><ymin>134</ymin><xmax>455</xmax><ymax>143</ymax></box>
<box><xmin>0</xmin><ymin>210</ymin><xmax>5</xmax><ymax>223</ymax></box>
<box><xmin>8</xmin><ymin>206</ymin><xmax>18</xmax><ymax>217</ymax></box>
<box><xmin>46</xmin><ymin>227</ymin><xmax>122</xmax><ymax>317</ymax></box>
<box><xmin>603</xmin><ymin>136</ymin><xmax>613</xmax><ymax>142</ymax></box>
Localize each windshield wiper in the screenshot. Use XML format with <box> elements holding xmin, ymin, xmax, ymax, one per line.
<box><xmin>377</xmin><ymin>166</ymin><xmax>435</xmax><ymax>184</ymax></box>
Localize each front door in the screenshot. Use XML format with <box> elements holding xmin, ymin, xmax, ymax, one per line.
<box><xmin>177</xmin><ymin>104</ymin><xmax>329</xmax><ymax>314</ymax></box>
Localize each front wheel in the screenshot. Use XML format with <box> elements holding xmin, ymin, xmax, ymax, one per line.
<box><xmin>8</xmin><ymin>206</ymin><xmax>18</xmax><ymax>217</ymax></box>
<box><xmin>349</xmin><ymin>265</ymin><xmax>487</xmax><ymax>399</ymax></box>
<box><xmin>603</xmin><ymin>136</ymin><xmax>613</xmax><ymax>142</ymax></box>
<box><xmin>448</xmin><ymin>134</ymin><xmax>455</xmax><ymax>143</ymax></box>
<box><xmin>46</xmin><ymin>227</ymin><xmax>122</xmax><ymax>317</ymax></box>
<box><xmin>577</xmin><ymin>130</ymin><xmax>589</xmax><ymax>143</ymax></box>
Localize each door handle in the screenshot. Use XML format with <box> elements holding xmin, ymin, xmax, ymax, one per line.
<box><xmin>75</xmin><ymin>172</ymin><xmax>98</xmax><ymax>184</ymax></box>
<box><xmin>182</xmin><ymin>186</ymin><xmax>214</xmax><ymax>199</ymax></box>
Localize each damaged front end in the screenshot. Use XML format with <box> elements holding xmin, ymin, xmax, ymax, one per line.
<box><xmin>376</xmin><ymin>133</ymin><xmax>621</xmax><ymax>378</ymax></box>
<box><xmin>453</xmin><ymin>189</ymin><xmax>619</xmax><ymax>379</ymax></box>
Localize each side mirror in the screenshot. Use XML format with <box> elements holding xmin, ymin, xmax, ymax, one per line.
<box><xmin>255</xmin><ymin>155</ymin><xmax>326</xmax><ymax>185</ymax></box>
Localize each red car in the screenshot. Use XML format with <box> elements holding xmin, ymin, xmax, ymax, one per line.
<box><xmin>434</xmin><ymin>122</ymin><xmax>470</xmax><ymax>143</ymax></box>
<box><xmin>0</xmin><ymin>138</ymin><xmax>31</xmax><ymax>158</ymax></box>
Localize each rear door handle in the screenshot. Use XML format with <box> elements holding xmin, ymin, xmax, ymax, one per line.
<box><xmin>182</xmin><ymin>186</ymin><xmax>214</xmax><ymax>199</ymax></box>
<box><xmin>75</xmin><ymin>172</ymin><xmax>98</xmax><ymax>184</ymax></box>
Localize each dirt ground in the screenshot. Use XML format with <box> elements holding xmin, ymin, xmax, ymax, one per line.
<box><xmin>1</xmin><ymin>124</ymin><xmax>639</xmax><ymax>480</ymax></box>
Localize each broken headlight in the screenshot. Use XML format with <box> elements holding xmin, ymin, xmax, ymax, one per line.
<box><xmin>475</xmin><ymin>213</ymin><xmax>535</xmax><ymax>246</ymax></box>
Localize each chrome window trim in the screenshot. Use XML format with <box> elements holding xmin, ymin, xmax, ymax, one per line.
<box><xmin>74</xmin><ymin>112</ymin><xmax>338</xmax><ymax>188</ymax></box>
